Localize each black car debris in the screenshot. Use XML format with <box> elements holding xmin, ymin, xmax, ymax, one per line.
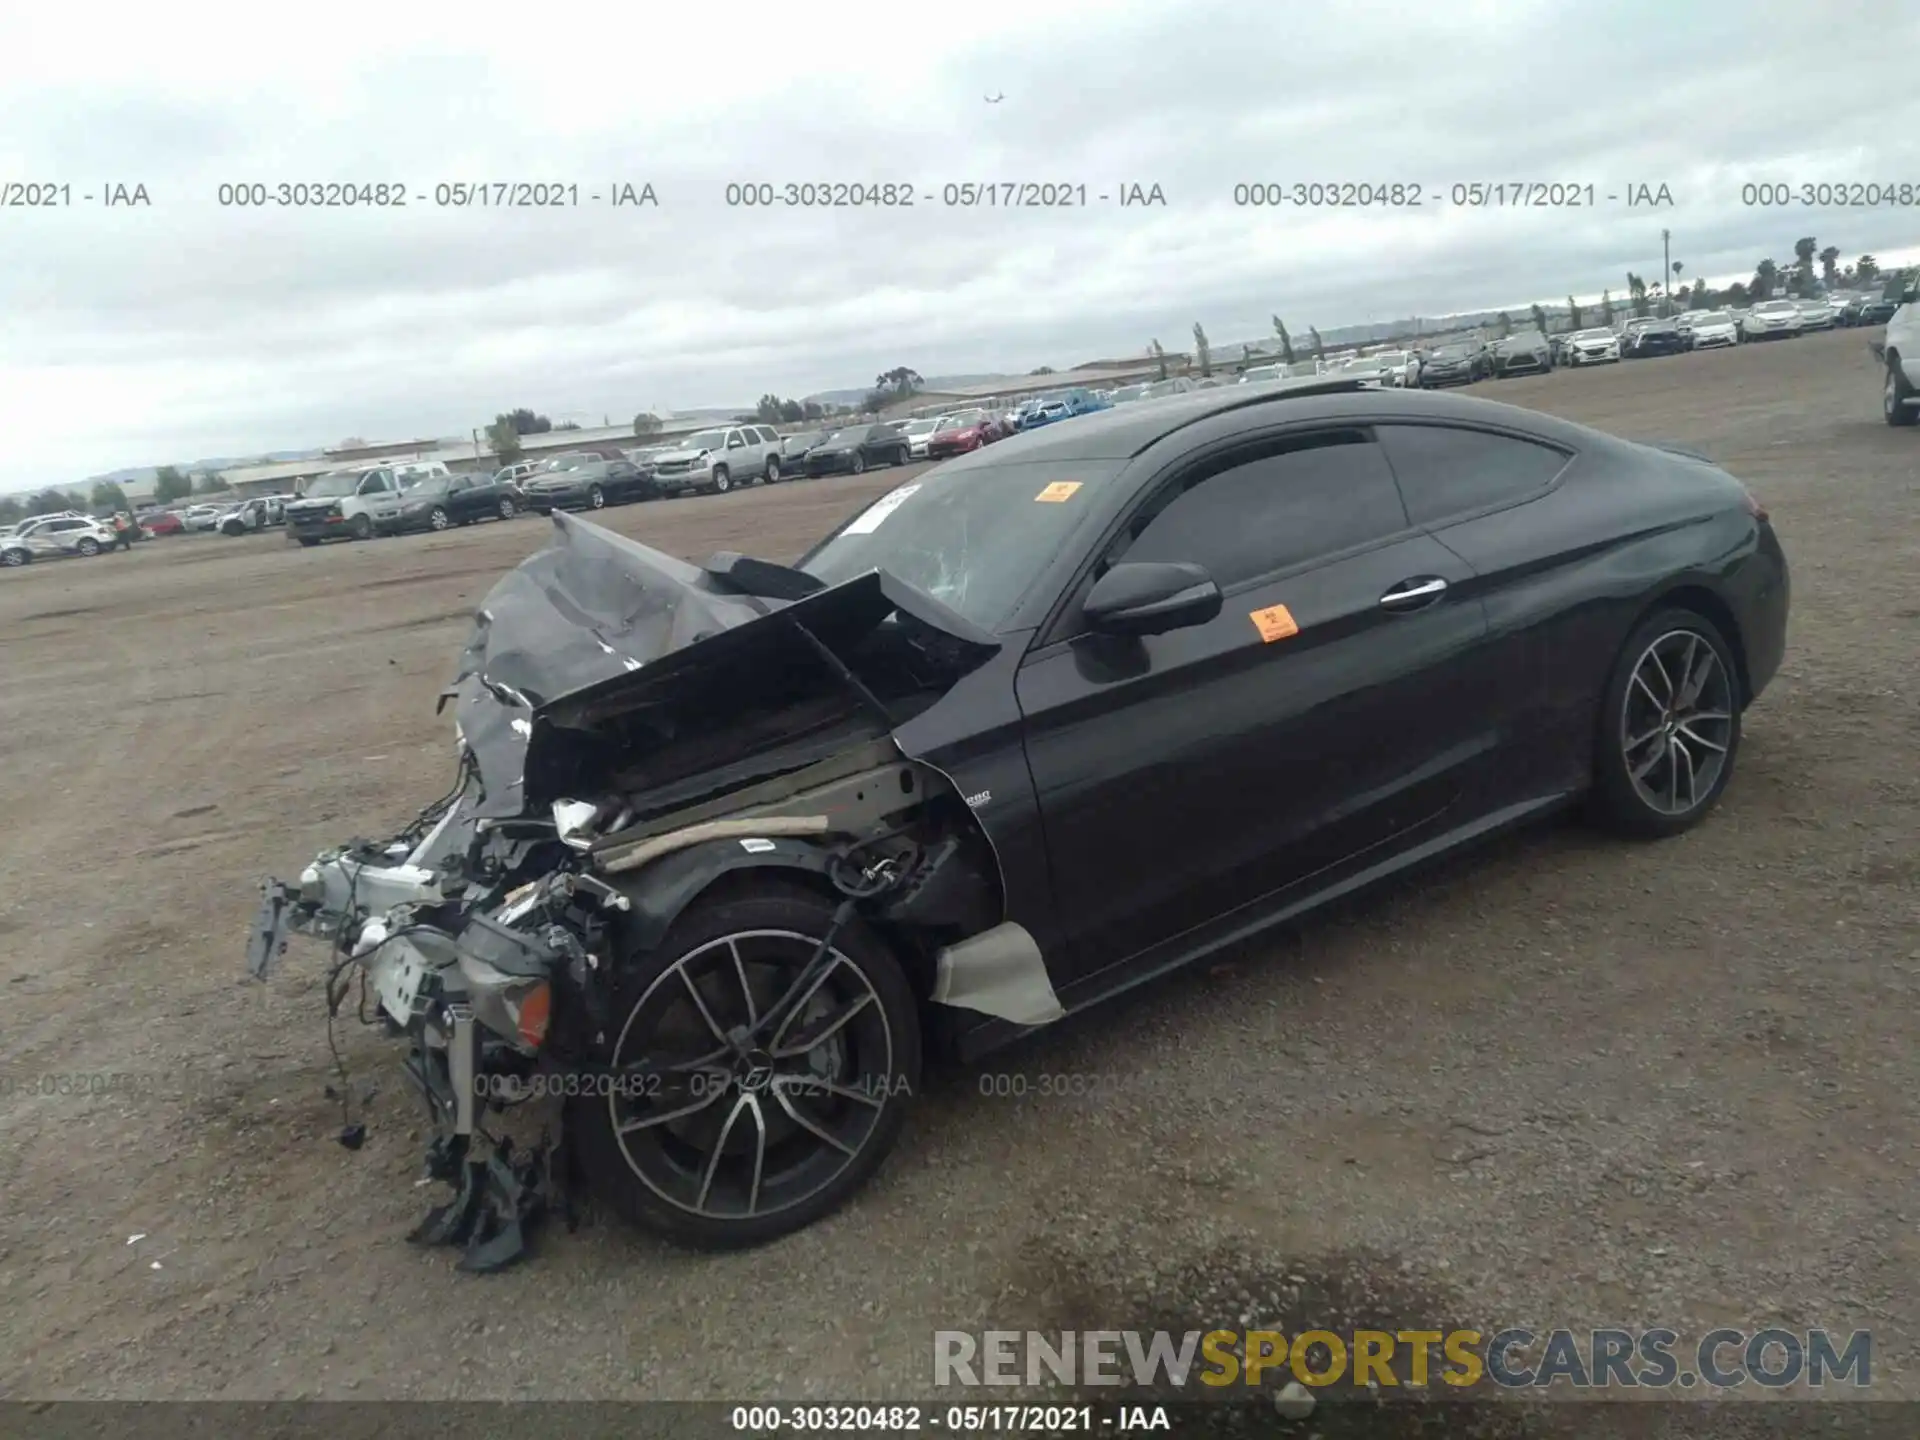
<box><xmin>803</xmin><ymin>424</ymin><xmax>912</xmax><ymax>477</ymax></box>
<box><xmin>247</xmin><ymin>379</ymin><xmax>1790</xmax><ymax>1270</ymax></box>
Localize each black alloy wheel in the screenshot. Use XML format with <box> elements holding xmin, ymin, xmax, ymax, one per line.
<box><xmin>1590</xmin><ymin>608</ymin><xmax>1741</xmax><ymax>838</ymax></box>
<box><xmin>573</xmin><ymin>882</ymin><xmax>920</xmax><ymax>1249</ymax></box>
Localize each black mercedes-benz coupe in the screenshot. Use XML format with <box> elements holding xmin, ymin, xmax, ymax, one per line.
<box><xmin>250</xmin><ymin>377</ymin><xmax>1789</xmax><ymax>1262</ymax></box>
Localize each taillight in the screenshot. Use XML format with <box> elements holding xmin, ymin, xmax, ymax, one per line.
<box><xmin>1740</xmin><ymin>488</ymin><xmax>1768</xmax><ymax>523</ymax></box>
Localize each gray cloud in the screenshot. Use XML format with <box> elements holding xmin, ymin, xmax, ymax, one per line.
<box><xmin>2</xmin><ymin>0</ymin><xmax>1917</xmax><ymax>487</ymax></box>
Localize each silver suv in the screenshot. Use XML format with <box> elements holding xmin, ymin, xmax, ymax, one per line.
<box><xmin>1</xmin><ymin>514</ymin><xmax>118</xmax><ymax>567</ymax></box>
<box><xmin>647</xmin><ymin>424</ymin><xmax>783</xmax><ymax>494</ymax></box>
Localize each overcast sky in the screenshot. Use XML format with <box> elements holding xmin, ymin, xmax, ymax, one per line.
<box><xmin>2</xmin><ymin>0</ymin><xmax>1917</xmax><ymax>489</ymax></box>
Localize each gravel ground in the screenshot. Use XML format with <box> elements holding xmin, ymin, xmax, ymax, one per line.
<box><xmin>1</xmin><ymin>328</ymin><xmax>1916</xmax><ymax>1416</ymax></box>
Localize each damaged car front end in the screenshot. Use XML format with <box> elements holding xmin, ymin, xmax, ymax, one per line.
<box><xmin>247</xmin><ymin>512</ymin><xmax>1063</xmax><ymax>1270</ymax></box>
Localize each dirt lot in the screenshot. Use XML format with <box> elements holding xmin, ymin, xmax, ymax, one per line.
<box><xmin>2</xmin><ymin>328</ymin><xmax>1917</xmax><ymax>1414</ymax></box>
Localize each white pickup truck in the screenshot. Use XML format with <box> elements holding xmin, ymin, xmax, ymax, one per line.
<box><xmin>1875</xmin><ymin>274</ymin><xmax>1920</xmax><ymax>427</ymax></box>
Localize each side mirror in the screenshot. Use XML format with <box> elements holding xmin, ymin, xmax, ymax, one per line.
<box><xmin>1083</xmin><ymin>561</ymin><xmax>1222</xmax><ymax>637</ymax></box>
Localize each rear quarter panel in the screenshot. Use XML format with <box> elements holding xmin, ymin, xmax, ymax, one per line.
<box><xmin>1423</xmin><ymin>440</ymin><xmax>1765</xmax><ymax>795</ymax></box>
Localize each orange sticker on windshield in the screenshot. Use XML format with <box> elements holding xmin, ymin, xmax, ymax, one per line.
<box><xmin>1249</xmin><ymin>604</ymin><xmax>1299</xmax><ymax>643</ymax></box>
<box><xmin>1034</xmin><ymin>481</ymin><xmax>1082</xmax><ymax>503</ymax></box>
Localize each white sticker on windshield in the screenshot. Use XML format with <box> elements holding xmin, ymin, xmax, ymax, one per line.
<box><xmin>843</xmin><ymin>483</ymin><xmax>921</xmax><ymax>535</ymax></box>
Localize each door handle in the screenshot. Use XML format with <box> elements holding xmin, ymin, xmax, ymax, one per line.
<box><xmin>1379</xmin><ymin>576</ymin><xmax>1448</xmax><ymax>611</ymax></box>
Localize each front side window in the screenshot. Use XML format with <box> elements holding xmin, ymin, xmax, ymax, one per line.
<box><xmin>1114</xmin><ymin>430</ymin><xmax>1410</xmax><ymax>589</ymax></box>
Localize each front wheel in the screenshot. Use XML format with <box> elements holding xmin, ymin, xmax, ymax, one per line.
<box><xmin>2</xmin><ymin>548</ymin><xmax>29</xmax><ymax>567</ymax></box>
<box><xmin>764</xmin><ymin>457</ymin><xmax>781</xmax><ymax>483</ymax></box>
<box><xmin>1588</xmin><ymin>608</ymin><xmax>1742</xmax><ymax>839</ymax></box>
<box><xmin>298</xmin><ymin>537</ymin><xmax>321</xmax><ymax>547</ymax></box>
<box><xmin>348</xmin><ymin>514</ymin><xmax>374</xmax><ymax>541</ymax></box>
<box><xmin>1884</xmin><ymin>358</ymin><xmax>1917</xmax><ymax>427</ymax></box>
<box><xmin>498</xmin><ymin>496</ymin><xmax>517</xmax><ymax>520</ymax></box>
<box><xmin>850</xmin><ymin>453</ymin><xmax>866</xmax><ymax>475</ymax></box>
<box><xmin>572</xmin><ymin>881</ymin><xmax>921</xmax><ymax>1249</ymax></box>
<box><xmin>76</xmin><ymin>538</ymin><xmax>101</xmax><ymax>557</ymax></box>
<box><xmin>711</xmin><ymin>467</ymin><xmax>732</xmax><ymax>494</ymax></box>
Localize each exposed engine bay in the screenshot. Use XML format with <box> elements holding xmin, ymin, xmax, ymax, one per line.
<box><xmin>245</xmin><ymin>513</ymin><xmax>1063</xmax><ymax>1271</ymax></box>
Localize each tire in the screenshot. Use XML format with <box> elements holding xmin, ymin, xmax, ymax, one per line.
<box><xmin>572</xmin><ymin>880</ymin><xmax>920</xmax><ymax>1249</ymax></box>
<box><xmin>764</xmin><ymin>457</ymin><xmax>781</xmax><ymax>484</ymax></box>
<box><xmin>498</xmin><ymin>497</ymin><xmax>517</xmax><ymax>520</ymax></box>
<box><xmin>427</xmin><ymin>506</ymin><xmax>452</xmax><ymax>531</ymax></box>
<box><xmin>711</xmin><ymin>467</ymin><xmax>732</xmax><ymax>494</ymax></box>
<box><xmin>1588</xmin><ymin>607</ymin><xmax>1743</xmax><ymax>839</ymax></box>
<box><xmin>76</xmin><ymin>538</ymin><xmax>101</xmax><ymax>557</ymax></box>
<box><xmin>298</xmin><ymin>537</ymin><xmax>321</xmax><ymax>547</ymax></box>
<box><xmin>348</xmin><ymin>514</ymin><xmax>374</xmax><ymax>541</ymax></box>
<box><xmin>850</xmin><ymin>453</ymin><xmax>866</xmax><ymax>475</ymax></box>
<box><xmin>588</xmin><ymin>484</ymin><xmax>606</xmax><ymax>509</ymax></box>
<box><xmin>895</xmin><ymin>447</ymin><xmax>910</xmax><ymax>467</ymax></box>
<box><xmin>1</xmin><ymin>548</ymin><xmax>28</xmax><ymax>567</ymax></box>
<box><xmin>1884</xmin><ymin>357</ymin><xmax>1916</xmax><ymax>427</ymax></box>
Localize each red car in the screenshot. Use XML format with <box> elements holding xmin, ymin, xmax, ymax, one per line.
<box><xmin>139</xmin><ymin>510</ymin><xmax>184</xmax><ymax>536</ymax></box>
<box><xmin>924</xmin><ymin>409</ymin><xmax>1007</xmax><ymax>460</ymax></box>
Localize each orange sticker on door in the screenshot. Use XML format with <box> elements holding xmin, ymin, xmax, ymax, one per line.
<box><xmin>1249</xmin><ymin>604</ymin><xmax>1299</xmax><ymax>643</ymax></box>
<box><xmin>1034</xmin><ymin>481</ymin><xmax>1082</xmax><ymax>503</ymax></box>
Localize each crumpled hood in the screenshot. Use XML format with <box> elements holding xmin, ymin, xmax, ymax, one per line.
<box><xmin>445</xmin><ymin>511</ymin><xmax>999</xmax><ymax>820</ymax></box>
<box><xmin>445</xmin><ymin>512</ymin><xmax>773</xmax><ymax>816</ymax></box>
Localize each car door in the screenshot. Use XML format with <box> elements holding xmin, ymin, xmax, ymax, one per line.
<box><xmin>358</xmin><ymin>468</ymin><xmax>401</xmax><ymax>526</ymax></box>
<box><xmin>1014</xmin><ymin>425</ymin><xmax>1496</xmax><ymax>985</ymax></box>
<box><xmin>601</xmin><ymin>460</ymin><xmax>639</xmax><ymax>500</ymax></box>
<box><xmin>439</xmin><ymin>474</ymin><xmax>478</xmax><ymax>520</ymax></box>
<box><xmin>1374</xmin><ymin>420</ymin><xmax>1589</xmax><ymax>799</ymax></box>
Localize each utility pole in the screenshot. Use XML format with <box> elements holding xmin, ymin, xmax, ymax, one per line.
<box><xmin>1661</xmin><ymin>229</ymin><xmax>1672</xmax><ymax>317</ymax></box>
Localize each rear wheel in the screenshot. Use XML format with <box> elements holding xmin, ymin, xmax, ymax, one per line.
<box><xmin>573</xmin><ymin>882</ymin><xmax>920</xmax><ymax>1249</ymax></box>
<box><xmin>76</xmin><ymin>538</ymin><xmax>101</xmax><ymax>556</ymax></box>
<box><xmin>588</xmin><ymin>484</ymin><xmax>606</xmax><ymax>509</ymax></box>
<box><xmin>1884</xmin><ymin>357</ymin><xmax>1916</xmax><ymax>427</ymax></box>
<box><xmin>850</xmin><ymin>453</ymin><xmax>866</xmax><ymax>475</ymax></box>
<box><xmin>298</xmin><ymin>537</ymin><xmax>321</xmax><ymax>548</ymax></box>
<box><xmin>1589</xmin><ymin>607</ymin><xmax>1742</xmax><ymax>839</ymax></box>
<box><xmin>498</xmin><ymin>496</ymin><xmax>517</xmax><ymax>519</ymax></box>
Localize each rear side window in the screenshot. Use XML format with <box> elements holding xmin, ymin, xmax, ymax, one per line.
<box><xmin>1118</xmin><ymin>429</ymin><xmax>1411</xmax><ymax>589</ymax></box>
<box><xmin>1377</xmin><ymin>424</ymin><xmax>1569</xmax><ymax>526</ymax></box>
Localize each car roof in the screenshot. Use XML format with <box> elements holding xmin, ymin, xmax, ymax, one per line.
<box><xmin>924</xmin><ymin>377</ymin><xmax>1395</xmax><ymax>463</ymax></box>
